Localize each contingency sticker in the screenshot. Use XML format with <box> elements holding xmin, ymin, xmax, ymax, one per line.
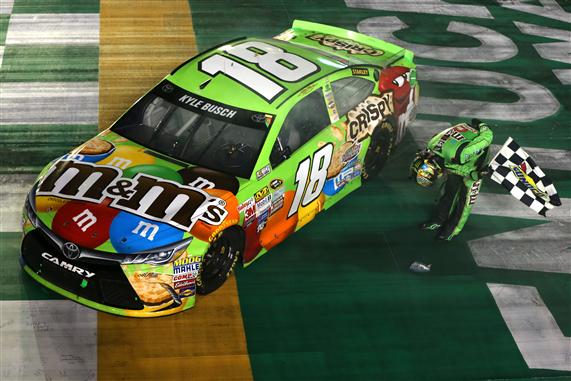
<box><xmin>323</xmin><ymin>80</ymin><xmax>339</xmax><ymax>123</ymax></box>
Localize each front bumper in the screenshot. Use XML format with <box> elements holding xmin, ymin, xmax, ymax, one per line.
<box><xmin>21</xmin><ymin>229</ymin><xmax>196</xmax><ymax>317</ymax></box>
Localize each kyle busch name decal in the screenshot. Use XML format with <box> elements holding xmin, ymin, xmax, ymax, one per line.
<box><xmin>347</xmin><ymin>93</ymin><xmax>394</xmax><ymax>142</ymax></box>
<box><xmin>37</xmin><ymin>160</ymin><xmax>228</xmax><ymax>231</ymax></box>
<box><xmin>307</xmin><ymin>33</ymin><xmax>384</xmax><ymax>56</ymax></box>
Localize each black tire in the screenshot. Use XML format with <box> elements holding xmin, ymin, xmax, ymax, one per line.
<box><xmin>362</xmin><ymin>119</ymin><xmax>396</xmax><ymax>181</ymax></box>
<box><xmin>196</xmin><ymin>227</ymin><xmax>243</xmax><ymax>295</ymax></box>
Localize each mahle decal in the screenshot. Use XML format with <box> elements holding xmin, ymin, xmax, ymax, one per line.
<box><xmin>307</xmin><ymin>34</ymin><xmax>384</xmax><ymax>56</ymax></box>
<box><xmin>347</xmin><ymin>93</ymin><xmax>394</xmax><ymax>142</ymax></box>
<box><xmin>37</xmin><ymin>160</ymin><xmax>228</xmax><ymax>231</ymax></box>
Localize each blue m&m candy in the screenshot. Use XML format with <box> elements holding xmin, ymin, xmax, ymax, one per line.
<box><xmin>109</xmin><ymin>212</ymin><xmax>184</xmax><ymax>254</ymax></box>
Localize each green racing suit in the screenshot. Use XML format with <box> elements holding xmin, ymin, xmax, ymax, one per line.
<box><xmin>425</xmin><ymin>121</ymin><xmax>493</xmax><ymax>240</ymax></box>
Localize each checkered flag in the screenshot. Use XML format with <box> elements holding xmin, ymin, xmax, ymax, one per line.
<box><xmin>489</xmin><ymin>137</ymin><xmax>561</xmax><ymax>216</ymax></box>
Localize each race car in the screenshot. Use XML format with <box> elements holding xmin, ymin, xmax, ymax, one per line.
<box><xmin>20</xmin><ymin>20</ymin><xmax>418</xmax><ymax>317</ymax></box>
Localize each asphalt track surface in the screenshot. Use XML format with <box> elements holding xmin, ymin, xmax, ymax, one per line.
<box><xmin>0</xmin><ymin>1</ymin><xmax>570</xmax><ymax>380</ymax></box>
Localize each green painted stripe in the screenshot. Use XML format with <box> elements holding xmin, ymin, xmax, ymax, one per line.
<box><xmin>0</xmin><ymin>45</ymin><xmax>98</xmax><ymax>82</ymax></box>
<box><xmin>0</xmin><ymin>124</ymin><xmax>96</xmax><ymax>173</ymax></box>
<box><xmin>0</xmin><ymin>14</ymin><xmax>9</xmax><ymax>45</ymax></box>
<box><xmin>0</xmin><ymin>232</ymin><xmax>63</xmax><ymax>300</ymax></box>
<box><xmin>11</xmin><ymin>0</ymin><xmax>99</xmax><ymax>14</ymax></box>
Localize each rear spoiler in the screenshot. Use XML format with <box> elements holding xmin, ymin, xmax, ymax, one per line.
<box><xmin>288</xmin><ymin>20</ymin><xmax>415</xmax><ymax>68</ymax></box>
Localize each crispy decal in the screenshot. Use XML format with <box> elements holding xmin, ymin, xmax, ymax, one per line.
<box><xmin>37</xmin><ymin>160</ymin><xmax>228</xmax><ymax>231</ymax></box>
<box><xmin>307</xmin><ymin>34</ymin><xmax>384</xmax><ymax>56</ymax></box>
<box><xmin>347</xmin><ymin>93</ymin><xmax>394</xmax><ymax>142</ymax></box>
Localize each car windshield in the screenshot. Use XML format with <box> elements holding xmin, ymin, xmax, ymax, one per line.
<box><xmin>111</xmin><ymin>82</ymin><xmax>270</xmax><ymax>179</ymax></box>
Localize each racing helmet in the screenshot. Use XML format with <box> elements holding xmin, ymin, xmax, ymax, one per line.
<box><xmin>410</xmin><ymin>152</ymin><xmax>441</xmax><ymax>187</ymax></box>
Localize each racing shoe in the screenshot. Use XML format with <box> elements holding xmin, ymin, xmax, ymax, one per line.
<box><xmin>420</xmin><ymin>221</ymin><xmax>441</xmax><ymax>231</ymax></box>
<box><xmin>436</xmin><ymin>231</ymin><xmax>453</xmax><ymax>241</ymax></box>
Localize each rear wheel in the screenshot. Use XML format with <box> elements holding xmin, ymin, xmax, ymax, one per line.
<box><xmin>362</xmin><ymin>119</ymin><xmax>395</xmax><ymax>181</ymax></box>
<box><xmin>196</xmin><ymin>227</ymin><xmax>243</xmax><ymax>295</ymax></box>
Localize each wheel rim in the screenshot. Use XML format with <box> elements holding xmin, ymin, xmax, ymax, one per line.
<box><xmin>364</xmin><ymin>121</ymin><xmax>394</xmax><ymax>179</ymax></box>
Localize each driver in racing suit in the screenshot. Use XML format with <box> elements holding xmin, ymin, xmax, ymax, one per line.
<box><xmin>410</xmin><ymin>119</ymin><xmax>493</xmax><ymax>240</ymax></box>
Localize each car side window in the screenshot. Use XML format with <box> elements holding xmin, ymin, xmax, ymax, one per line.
<box><xmin>331</xmin><ymin>77</ymin><xmax>374</xmax><ymax>117</ymax></box>
<box><xmin>270</xmin><ymin>88</ymin><xmax>330</xmax><ymax>167</ymax></box>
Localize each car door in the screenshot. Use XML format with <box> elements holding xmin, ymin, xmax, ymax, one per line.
<box><xmin>320</xmin><ymin>76</ymin><xmax>376</xmax><ymax>204</ymax></box>
<box><xmin>250</xmin><ymin>75</ymin><xmax>375</xmax><ymax>254</ymax></box>
<box><xmin>249</xmin><ymin>85</ymin><xmax>333</xmax><ymax>250</ymax></box>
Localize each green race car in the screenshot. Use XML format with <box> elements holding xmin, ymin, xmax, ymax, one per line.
<box><xmin>20</xmin><ymin>20</ymin><xmax>418</xmax><ymax>317</ymax></box>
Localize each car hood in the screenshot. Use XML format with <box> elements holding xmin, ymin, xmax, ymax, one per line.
<box><xmin>31</xmin><ymin>130</ymin><xmax>243</xmax><ymax>254</ymax></box>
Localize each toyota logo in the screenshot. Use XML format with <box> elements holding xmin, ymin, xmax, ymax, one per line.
<box><xmin>251</xmin><ymin>113</ymin><xmax>265</xmax><ymax>123</ymax></box>
<box><xmin>62</xmin><ymin>242</ymin><xmax>81</xmax><ymax>260</ymax></box>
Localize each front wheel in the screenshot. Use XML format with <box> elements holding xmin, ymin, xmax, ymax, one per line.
<box><xmin>196</xmin><ymin>227</ymin><xmax>243</xmax><ymax>295</ymax></box>
<box><xmin>362</xmin><ymin>119</ymin><xmax>395</xmax><ymax>181</ymax></box>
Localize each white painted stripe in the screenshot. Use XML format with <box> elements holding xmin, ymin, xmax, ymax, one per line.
<box><xmin>409</xmin><ymin>119</ymin><xmax>449</xmax><ymax>146</ymax></box>
<box><xmin>345</xmin><ymin>0</ymin><xmax>493</xmax><ymax>19</ymax></box>
<box><xmin>553</xmin><ymin>69</ymin><xmax>571</xmax><ymax>85</ymax></box>
<box><xmin>358</xmin><ymin>17</ymin><xmax>516</xmax><ymax>63</ymax></box>
<box><xmin>470</xmin><ymin>220</ymin><xmax>571</xmax><ymax>274</ymax></box>
<box><xmin>504</xmin><ymin>145</ymin><xmax>571</xmax><ymax>171</ymax></box>
<box><xmin>488</xmin><ymin>284</ymin><xmax>571</xmax><ymax>371</ymax></box>
<box><xmin>0</xmin><ymin>0</ymin><xmax>14</xmax><ymax>15</ymax></box>
<box><xmin>0</xmin><ymin>174</ymin><xmax>36</xmax><ymax>233</ymax></box>
<box><xmin>0</xmin><ymin>46</ymin><xmax>4</xmax><ymax>69</ymax></box>
<box><xmin>0</xmin><ymin>300</ymin><xmax>97</xmax><ymax>380</ymax></box>
<box><xmin>474</xmin><ymin>193</ymin><xmax>570</xmax><ymax>222</ymax></box>
<box><xmin>5</xmin><ymin>14</ymin><xmax>99</xmax><ymax>45</ymax></box>
<box><xmin>0</xmin><ymin>82</ymin><xmax>98</xmax><ymax>125</ymax></box>
<box><xmin>417</xmin><ymin>65</ymin><xmax>560</xmax><ymax>122</ymax></box>
<box><xmin>498</xmin><ymin>0</ymin><xmax>571</xmax><ymax>24</ymax></box>
<box><xmin>471</xmin><ymin>194</ymin><xmax>569</xmax><ymax>274</ymax></box>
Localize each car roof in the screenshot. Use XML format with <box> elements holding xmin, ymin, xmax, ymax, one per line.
<box><xmin>167</xmin><ymin>37</ymin><xmax>354</xmax><ymax>116</ymax></box>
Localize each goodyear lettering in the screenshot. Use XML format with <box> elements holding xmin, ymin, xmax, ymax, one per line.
<box><xmin>347</xmin><ymin>93</ymin><xmax>394</xmax><ymax>142</ymax></box>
